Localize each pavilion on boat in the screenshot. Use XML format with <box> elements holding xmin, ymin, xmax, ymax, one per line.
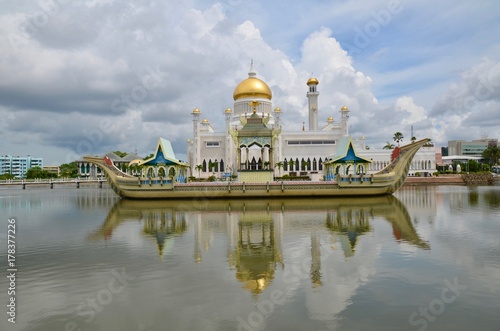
<box><xmin>323</xmin><ymin>137</ymin><xmax>372</xmax><ymax>181</ymax></box>
<box><xmin>130</xmin><ymin>138</ymin><xmax>189</xmax><ymax>183</ymax></box>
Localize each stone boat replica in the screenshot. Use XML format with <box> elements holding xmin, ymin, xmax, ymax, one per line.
<box><xmin>83</xmin><ymin>137</ymin><xmax>429</xmax><ymax>199</ymax></box>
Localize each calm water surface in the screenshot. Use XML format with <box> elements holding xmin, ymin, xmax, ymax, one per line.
<box><xmin>0</xmin><ymin>184</ymin><xmax>499</xmax><ymax>331</ymax></box>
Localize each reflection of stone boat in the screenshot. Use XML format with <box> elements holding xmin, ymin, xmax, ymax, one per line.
<box><xmin>90</xmin><ymin>195</ymin><xmax>428</xmax><ymax>293</ymax></box>
<box><xmin>83</xmin><ymin>138</ymin><xmax>429</xmax><ymax>199</ymax></box>
<box><xmin>91</xmin><ymin>195</ymin><xmax>428</xmax><ymax>253</ymax></box>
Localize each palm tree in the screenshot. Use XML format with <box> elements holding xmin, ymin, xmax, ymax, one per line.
<box><xmin>393</xmin><ymin>132</ymin><xmax>404</xmax><ymax>147</ymax></box>
<box><xmin>275</xmin><ymin>161</ymin><xmax>284</xmax><ymax>176</ymax></box>
<box><xmin>287</xmin><ymin>159</ymin><xmax>295</xmax><ymax>172</ymax></box>
<box><xmin>301</xmin><ymin>159</ymin><xmax>310</xmax><ymax>171</ymax></box>
<box><xmin>383</xmin><ymin>141</ymin><xmax>395</xmax><ymax>150</ymax></box>
<box><xmin>209</xmin><ymin>161</ymin><xmax>218</xmax><ymax>172</ymax></box>
<box><xmin>195</xmin><ymin>164</ymin><xmax>203</xmax><ymax>178</ymax></box>
<box><xmin>411</xmin><ymin>136</ymin><xmax>416</xmax><ymax>143</ymax></box>
<box><xmin>483</xmin><ymin>146</ymin><xmax>500</xmax><ymax>167</ymax></box>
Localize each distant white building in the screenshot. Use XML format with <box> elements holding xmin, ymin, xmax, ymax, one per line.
<box><xmin>448</xmin><ymin>138</ymin><xmax>498</xmax><ymax>157</ymax></box>
<box><xmin>0</xmin><ymin>155</ymin><xmax>43</xmax><ymax>178</ymax></box>
<box><xmin>187</xmin><ymin>64</ymin><xmax>436</xmax><ymax>179</ymax></box>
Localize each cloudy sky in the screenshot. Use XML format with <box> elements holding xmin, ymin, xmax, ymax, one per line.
<box><xmin>1</xmin><ymin>0</ymin><xmax>499</xmax><ymax>164</ymax></box>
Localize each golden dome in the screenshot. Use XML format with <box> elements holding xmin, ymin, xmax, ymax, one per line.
<box><xmin>327</xmin><ymin>116</ymin><xmax>333</xmax><ymax>121</ymax></box>
<box><xmin>233</xmin><ymin>77</ymin><xmax>272</xmax><ymax>101</ymax></box>
<box><xmin>225</xmin><ymin>108</ymin><xmax>232</xmax><ymax>113</ymax></box>
<box><xmin>192</xmin><ymin>108</ymin><xmax>200</xmax><ymax>113</ymax></box>
<box><xmin>201</xmin><ymin>119</ymin><xmax>209</xmax><ymax>123</ymax></box>
<box><xmin>341</xmin><ymin>106</ymin><xmax>349</xmax><ymax>111</ymax></box>
<box><xmin>274</xmin><ymin>107</ymin><xmax>281</xmax><ymax>112</ymax></box>
<box><xmin>307</xmin><ymin>77</ymin><xmax>319</xmax><ymax>85</ymax></box>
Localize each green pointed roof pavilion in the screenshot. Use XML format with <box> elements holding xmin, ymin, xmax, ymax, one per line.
<box><xmin>325</xmin><ymin>137</ymin><xmax>371</xmax><ymax>164</ymax></box>
<box><xmin>142</xmin><ymin>138</ymin><xmax>189</xmax><ymax>166</ymax></box>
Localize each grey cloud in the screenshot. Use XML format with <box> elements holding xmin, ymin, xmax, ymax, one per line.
<box><xmin>464</xmin><ymin>102</ymin><xmax>500</xmax><ymax>128</ymax></box>
<box><xmin>431</xmin><ymin>58</ymin><xmax>500</xmax><ymax>117</ymax></box>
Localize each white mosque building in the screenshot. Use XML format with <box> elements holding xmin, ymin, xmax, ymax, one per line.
<box><xmin>187</xmin><ymin>64</ymin><xmax>436</xmax><ymax>180</ymax></box>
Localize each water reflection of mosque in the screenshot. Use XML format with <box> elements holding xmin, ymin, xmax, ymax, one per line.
<box><xmin>92</xmin><ymin>196</ymin><xmax>429</xmax><ymax>294</ymax></box>
<box><xmin>142</xmin><ymin>210</ymin><xmax>187</xmax><ymax>256</ymax></box>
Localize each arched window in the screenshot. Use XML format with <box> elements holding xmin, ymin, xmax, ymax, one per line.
<box><xmin>220</xmin><ymin>159</ymin><xmax>225</xmax><ymax>172</ymax></box>
<box><xmin>169</xmin><ymin>167</ymin><xmax>176</xmax><ymax>177</ymax></box>
<box><xmin>313</xmin><ymin>158</ymin><xmax>317</xmax><ymax>171</ymax></box>
<box><xmin>158</xmin><ymin>167</ymin><xmax>166</xmax><ymax>177</ymax></box>
<box><xmin>202</xmin><ymin>160</ymin><xmax>207</xmax><ymax>172</ymax></box>
<box><xmin>250</xmin><ymin>157</ymin><xmax>257</xmax><ymax>170</ymax></box>
<box><xmin>319</xmin><ymin>158</ymin><xmax>323</xmax><ymax>171</ymax></box>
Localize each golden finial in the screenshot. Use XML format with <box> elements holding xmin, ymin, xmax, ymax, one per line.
<box><xmin>249</xmin><ymin>100</ymin><xmax>260</xmax><ymax>114</ymax></box>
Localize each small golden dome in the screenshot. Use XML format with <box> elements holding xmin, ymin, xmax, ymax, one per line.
<box><xmin>274</xmin><ymin>107</ymin><xmax>281</xmax><ymax>112</ymax></box>
<box><xmin>327</xmin><ymin>116</ymin><xmax>333</xmax><ymax>121</ymax></box>
<box><xmin>201</xmin><ymin>119</ymin><xmax>209</xmax><ymax>123</ymax></box>
<box><xmin>307</xmin><ymin>77</ymin><xmax>319</xmax><ymax>85</ymax></box>
<box><xmin>192</xmin><ymin>108</ymin><xmax>200</xmax><ymax>113</ymax></box>
<box><xmin>233</xmin><ymin>77</ymin><xmax>272</xmax><ymax>101</ymax></box>
<box><xmin>225</xmin><ymin>108</ymin><xmax>232</xmax><ymax>113</ymax></box>
<box><xmin>341</xmin><ymin>106</ymin><xmax>349</xmax><ymax>111</ymax></box>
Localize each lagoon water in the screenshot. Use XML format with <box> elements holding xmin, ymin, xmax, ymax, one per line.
<box><xmin>1</xmin><ymin>184</ymin><xmax>499</xmax><ymax>331</ymax></box>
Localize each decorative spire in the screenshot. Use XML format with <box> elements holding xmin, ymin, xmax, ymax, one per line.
<box><xmin>248</xmin><ymin>58</ymin><xmax>256</xmax><ymax>77</ymax></box>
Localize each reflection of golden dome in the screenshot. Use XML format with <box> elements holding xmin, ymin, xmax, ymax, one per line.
<box><xmin>274</xmin><ymin>107</ymin><xmax>281</xmax><ymax>112</ymax></box>
<box><xmin>235</xmin><ymin>259</ymin><xmax>275</xmax><ymax>295</ymax></box>
<box><xmin>192</xmin><ymin>108</ymin><xmax>200</xmax><ymax>113</ymax></box>
<box><xmin>233</xmin><ymin>77</ymin><xmax>272</xmax><ymax>101</ymax></box>
<box><xmin>225</xmin><ymin>108</ymin><xmax>232</xmax><ymax>113</ymax></box>
<box><xmin>202</xmin><ymin>119</ymin><xmax>209</xmax><ymax>123</ymax></box>
<box><xmin>237</xmin><ymin>276</ymin><xmax>270</xmax><ymax>295</ymax></box>
<box><xmin>307</xmin><ymin>77</ymin><xmax>319</xmax><ymax>85</ymax></box>
<box><xmin>341</xmin><ymin>106</ymin><xmax>349</xmax><ymax>111</ymax></box>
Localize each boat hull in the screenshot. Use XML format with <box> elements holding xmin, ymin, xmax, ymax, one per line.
<box><xmin>84</xmin><ymin>138</ymin><xmax>429</xmax><ymax>199</ymax></box>
<box><xmin>107</xmin><ymin>179</ymin><xmax>396</xmax><ymax>199</ymax></box>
